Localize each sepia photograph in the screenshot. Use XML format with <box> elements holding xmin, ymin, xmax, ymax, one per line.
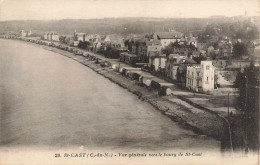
<box><xmin>0</xmin><ymin>0</ymin><xmax>259</xmax><ymax>164</ymax></box>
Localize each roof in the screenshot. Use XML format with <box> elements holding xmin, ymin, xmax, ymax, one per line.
<box><xmin>180</xmin><ymin>37</ymin><xmax>186</xmax><ymax>42</ymax></box>
<box><xmin>154</xmin><ymin>31</ymin><xmax>183</xmax><ymax>39</ymax></box>
<box><xmin>168</xmin><ymin>54</ymin><xmax>180</xmax><ymax>59</ymax></box>
<box><xmin>135</xmin><ymin>38</ymin><xmax>148</xmax><ymax>43</ymax></box>
<box><xmin>105</xmin><ymin>34</ymin><xmax>124</xmax><ymax>43</ymax></box>
<box><xmin>254</xmin><ymin>53</ymin><xmax>260</xmax><ymax>58</ymax></box>
<box><xmin>182</xmin><ymin>57</ymin><xmax>197</xmax><ymax>64</ymax></box>
<box><xmin>75</xmin><ymin>33</ymin><xmax>86</xmax><ymax>35</ymax></box>
<box><xmin>219</xmin><ymin>42</ymin><xmax>231</xmax><ymax>48</ymax></box>
<box><xmin>255</xmin><ymin>46</ymin><xmax>260</xmax><ymax>50</ymax></box>
<box><xmin>120</xmin><ymin>52</ymin><xmax>137</xmax><ymax>58</ymax></box>
<box><xmin>146</xmin><ymin>40</ymin><xmax>161</xmax><ymax>45</ymax></box>
<box><xmin>178</xmin><ymin>65</ymin><xmax>186</xmax><ymax>72</ymax></box>
<box><xmin>187</xmin><ymin>37</ymin><xmax>197</xmax><ymax>43</ymax></box>
<box><xmin>148</xmin><ymin>51</ymin><xmax>161</xmax><ymax>57</ymax></box>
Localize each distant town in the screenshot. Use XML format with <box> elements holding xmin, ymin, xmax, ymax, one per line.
<box><xmin>0</xmin><ymin>14</ymin><xmax>259</xmax><ymax>153</ymax></box>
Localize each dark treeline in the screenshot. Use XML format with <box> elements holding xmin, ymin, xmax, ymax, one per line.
<box><xmin>1</xmin><ymin>17</ymin><xmax>259</xmax><ymax>37</ymax></box>
<box><xmin>233</xmin><ymin>63</ymin><xmax>260</xmax><ymax>151</ymax></box>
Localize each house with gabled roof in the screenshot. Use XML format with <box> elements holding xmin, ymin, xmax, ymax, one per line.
<box><xmin>219</xmin><ymin>42</ymin><xmax>232</xmax><ymax>57</ymax></box>
<box><xmin>165</xmin><ymin>54</ymin><xmax>196</xmax><ymax>81</ymax></box>
<box><xmin>153</xmin><ymin>31</ymin><xmax>183</xmax><ymax>47</ymax></box>
<box><xmin>187</xmin><ymin>36</ymin><xmax>197</xmax><ymax>47</ymax></box>
<box><xmin>104</xmin><ymin>34</ymin><xmax>125</xmax><ymax>48</ymax></box>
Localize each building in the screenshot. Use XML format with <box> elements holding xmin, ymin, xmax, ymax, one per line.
<box><xmin>165</xmin><ymin>54</ymin><xmax>196</xmax><ymax>81</ymax></box>
<box><xmin>43</xmin><ymin>33</ymin><xmax>48</xmax><ymax>40</ymax></box>
<box><xmin>197</xmin><ymin>42</ymin><xmax>208</xmax><ymax>52</ymax></box>
<box><xmin>20</xmin><ymin>30</ymin><xmax>32</xmax><ymax>37</ymax></box>
<box><xmin>75</xmin><ymin>33</ymin><xmax>86</xmax><ymax>42</ymax></box>
<box><xmin>179</xmin><ymin>37</ymin><xmax>187</xmax><ymax>45</ymax></box>
<box><xmin>147</xmin><ymin>44</ymin><xmax>161</xmax><ymax>56</ymax></box>
<box><xmin>104</xmin><ymin>34</ymin><xmax>125</xmax><ymax>48</ymax></box>
<box><xmin>47</xmin><ymin>33</ymin><xmax>51</xmax><ymax>41</ymax></box>
<box><xmin>149</xmin><ymin>53</ymin><xmax>167</xmax><ymax>71</ymax></box>
<box><xmin>165</xmin><ymin>54</ymin><xmax>184</xmax><ymax>80</ymax></box>
<box><xmin>93</xmin><ymin>37</ymin><xmax>102</xmax><ymax>52</ymax></box>
<box><xmin>73</xmin><ymin>31</ymin><xmax>87</xmax><ymax>46</ymax></box>
<box><xmin>247</xmin><ymin>41</ymin><xmax>255</xmax><ymax>57</ymax></box>
<box><xmin>135</xmin><ymin>38</ymin><xmax>148</xmax><ymax>62</ymax></box>
<box><xmin>153</xmin><ymin>31</ymin><xmax>183</xmax><ymax>47</ymax></box>
<box><xmin>51</xmin><ymin>33</ymin><xmax>59</xmax><ymax>42</ymax></box>
<box><xmin>207</xmin><ymin>46</ymin><xmax>215</xmax><ymax>56</ymax></box>
<box><xmin>254</xmin><ymin>46</ymin><xmax>260</xmax><ymax>63</ymax></box>
<box><xmin>186</xmin><ymin>61</ymin><xmax>215</xmax><ymax>92</ymax></box>
<box><xmin>219</xmin><ymin>42</ymin><xmax>232</xmax><ymax>57</ymax></box>
<box><xmin>212</xmin><ymin>60</ymin><xmax>228</xmax><ymax>69</ymax></box>
<box><xmin>27</xmin><ymin>30</ymin><xmax>32</xmax><ymax>36</ymax></box>
<box><xmin>43</xmin><ymin>32</ymin><xmax>59</xmax><ymax>42</ymax></box>
<box><xmin>20</xmin><ymin>30</ymin><xmax>27</xmax><ymax>37</ymax></box>
<box><xmin>187</xmin><ymin>36</ymin><xmax>197</xmax><ymax>47</ymax></box>
<box><xmin>147</xmin><ymin>42</ymin><xmax>162</xmax><ymax>69</ymax></box>
<box><xmin>172</xmin><ymin>45</ymin><xmax>192</xmax><ymax>57</ymax></box>
<box><xmin>119</xmin><ymin>52</ymin><xmax>138</xmax><ymax>66</ymax></box>
<box><xmin>126</xmin><ymin>38</ymin><xmax>161</xmax><ymax>63</ymax></box>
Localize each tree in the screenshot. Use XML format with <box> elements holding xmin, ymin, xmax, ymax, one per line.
<box><xmin>59</xmin><ymin>35</ymin><xmax>66</xmax><ymax>43</ymax></box>
<box><xmin>193</xmin><ymin>55</ymin><xmax>207</xmax><ymax>64</ymax></box>
<box><xmin>64</xmin><ymin>36</ymin><xmax>74</xmax><ymax>45</ymax></box>
<box><xmin>78</xmin><ymin>41</ymin><xmax>90</xmax><ymax>49</ymax></box>
<box><xmin>235</xmin><ymin>63</ymin><xmax>260</xmax><ymax>151</ymax></box>
<box><xmin>162</xmin><ymin>42</ymin><xmax>176</xmax><ymax>56</ymax></box>
<box><xmin>233</xmin><ymin>42</ymin><xmax>248</xmax><ymax>58</ymax></box>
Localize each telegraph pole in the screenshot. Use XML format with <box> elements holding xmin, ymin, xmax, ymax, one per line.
<box><xmin>227</xmin><ymin>92</ymin><xmax>233</xmax><ymax>153</ymax></box>
<box><xmin>228</xmin><ymin>92</ymin><xmax>230</xmax><ymax>119</ymax></box>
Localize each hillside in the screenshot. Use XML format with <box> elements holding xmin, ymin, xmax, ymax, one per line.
<box><xmin>0</xmin><ymin>17</ymin><xmax>259</xmax><ymax>37</ymax></box>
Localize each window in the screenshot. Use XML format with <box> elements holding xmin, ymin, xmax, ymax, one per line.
<box><xmin>188</xmin><ymin>71</ymin><xmax>190</xmax><ymax>75</ymax></box>
<box><xmin>206</xmin><ymin>65</ymin><xmax>210</xmax><ymax>70</ymax></box>
<box><xmin>197</xmin><ymin>72</ymin><xmax>199</xmax><ymax>77</ymax></box>
<box><xmin>192</xmin><ymin>72</ymin><xmax>194</xmax><ymax>76</ymax></box>
<box><xmin>206</xmin><ymin>76</ymin><xmax>209</xmax><ymax>84</ymax></box>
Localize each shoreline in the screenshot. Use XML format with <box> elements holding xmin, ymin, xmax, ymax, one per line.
<box><xmin>3</xmin><ymin>39</ymin><xmax>227</xmax><ymax>144</ymax></box>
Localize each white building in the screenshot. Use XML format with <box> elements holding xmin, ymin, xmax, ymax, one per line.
<box><xmin>149</xmin><ymin>54</ymin><xmax>167</xmax><ymax>71</ymax></box>
<box><xmin>187</xmin><ymin>36</ymin><xmax>197</xmax><ymax>47</ymax></box>
<box><xmin>186</xmin><ymin>61</ymin><xmax>214</xmax><ymax>92</ymax></box>
<box><xmin>153</xmin><ymin>31</ymin><xmax>183</xmax><ymax>47</ymax></box>
<box><xmin>74</xmin><ymin>31</ymin><xmax>86</xmax><ymax>42</ymax></box>
<box><xmin>104</xmin><ymin>34</ymin><xmax>125</xmax><ymax>48</ymax></box>
<box><xmin>43</xmin><ymin>32</ymin><xmax>59</xmax><ymax>41</ymax></box>
<box><xmin>43</xmin><ymin>33</ymin><xmax>48</xmax><ymax>40</ymax></box>
<box><xmin>51</xmin><ymin>33</ymin><xmax>59</xmax><ymax>42</ymax></box>
<box><xmin>27</xmin><ymin>30</ymin><xmax>32</xmax><ymax>36</ymax></box>
<box><xmin>20</xmin><ymin>30</ymin><xmax>27</xmax><ymax>37</ymax></box>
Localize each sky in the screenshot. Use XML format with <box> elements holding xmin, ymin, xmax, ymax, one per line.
<box><xmin>0</xmin><ymin>0</ymin><xmax>259</xmax><ymax>21</ymax></box>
